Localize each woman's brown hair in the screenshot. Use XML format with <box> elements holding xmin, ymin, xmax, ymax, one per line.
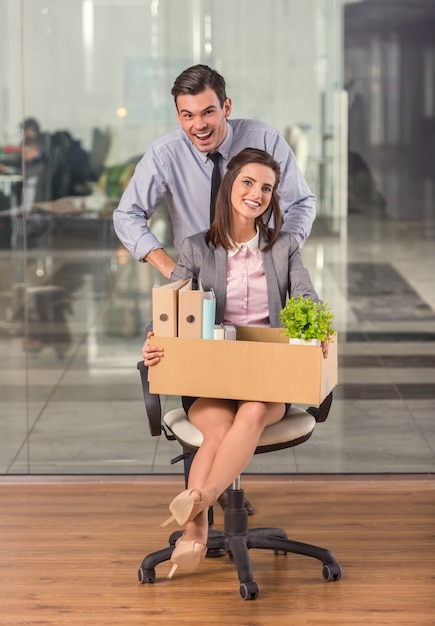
<box><xmin>207</xmin><ymin>148</ymin><xmax>282</xmax><ymax>251</ymax></box>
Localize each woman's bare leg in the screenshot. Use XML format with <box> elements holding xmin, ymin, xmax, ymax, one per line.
<box><xmin>197</xmin><ymin>401</ymin><xmax>285</xmax><ymax>503</ymax></box>
<box><xmin>182</xmin><ymin>400</ymin><xmax>285</xmax><ymax>544</ymax></box>
<box><xmin>181</xmin><ymin>399</ymin><xmax>236</xmax><ymax>544</ymax></box>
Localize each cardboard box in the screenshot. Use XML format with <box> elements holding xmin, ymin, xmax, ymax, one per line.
<box><xmin>149</xmin><ymin>327</ymin><xmax>337</xmax><ymax>405</ymax></box>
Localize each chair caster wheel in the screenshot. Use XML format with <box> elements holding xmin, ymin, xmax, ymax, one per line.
<box><xmin>322</xmin><ymin>562</ymin><xmax>342</xmax><ymax>581</ymax></box>
<box><xmin>239</xmin><ymin>581</ymin><xmax>259</xmax><ymax>600</ymax></box>
<box><xmin>138</xmin><ymin>566</ymin><xmax>155</xmax><ymax>583</ymax></box>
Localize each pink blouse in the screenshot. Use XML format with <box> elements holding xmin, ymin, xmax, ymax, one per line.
<box><xmin>224</xmin><ymin>230</ymin><xmax>270</xmax><ymax>327</ymax></box>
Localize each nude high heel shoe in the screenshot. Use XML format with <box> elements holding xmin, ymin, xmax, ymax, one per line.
<box><xmin>167</xmin><ymin>535</ymin><xmax>207</xmax><ymax>579</ymax></box>
<box><xmin>161</xmin><ymin>488</ymin><xmax>204</xmax><ymax>527</ymax></box>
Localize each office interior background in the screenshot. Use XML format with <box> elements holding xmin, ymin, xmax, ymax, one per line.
<box><xmin>0</xmin><ymin>0</ymin><xmax>434</xmax><ymax>477</ymax></box>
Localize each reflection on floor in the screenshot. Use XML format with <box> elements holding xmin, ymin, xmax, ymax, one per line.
<box><xmin>0</xmin><ymin>209</ymin><xmax>434</xmax><ymax>476</ymax></box>
<box><xmin>346</xmin><ymin>262</ymin><xmax>435</xmax><ymax>321</ymax></box>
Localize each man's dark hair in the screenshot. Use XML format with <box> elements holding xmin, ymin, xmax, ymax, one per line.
<box><xmin>22</xmin><ymin>118</ymin><xmax>41</xmax><ymax>135</ymax></box>
<box><xmin>171</xmin><ymin>64</ymin><xmax>227</xmax><ymax>108</ymax></box>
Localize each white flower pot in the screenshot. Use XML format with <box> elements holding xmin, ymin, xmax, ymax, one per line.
<box><xmin>289</xmin><ymin>338</ymin><xmax>321</xmax><ymax>346</ymax></box>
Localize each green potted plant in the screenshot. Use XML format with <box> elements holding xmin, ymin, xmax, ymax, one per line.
<box><xmin>279</xmin><ymin>296</ymin><xmax>336</xmax><ymax>345</ymax></box>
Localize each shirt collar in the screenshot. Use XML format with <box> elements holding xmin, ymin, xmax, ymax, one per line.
<box><xmin>228</xmin><ymin>228</ymin><xmax>260</xmax><ymax>257</ymax></box>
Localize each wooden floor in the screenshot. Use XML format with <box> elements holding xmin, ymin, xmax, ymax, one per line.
<box><xmin>0</xmin><ymin>475</ymin><xmax>434</xmax><ymax>626</ymax></box>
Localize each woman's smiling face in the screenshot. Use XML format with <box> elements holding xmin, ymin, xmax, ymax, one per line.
<box><xmin>230</xmin><ymin>162</ymin><xmax>277</xmax><ymax>224</ymax></box>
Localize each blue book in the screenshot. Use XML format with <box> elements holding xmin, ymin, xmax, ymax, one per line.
<box><xmin>202</xmin><ymin>289</ymin><xmax>216</xmax><ymax>339</ymax></box>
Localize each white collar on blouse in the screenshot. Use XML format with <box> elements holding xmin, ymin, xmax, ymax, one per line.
<box><xmin>228</xmin><ymin>228</ymin><xmax>260</xmax><ymax>257</ymax></box>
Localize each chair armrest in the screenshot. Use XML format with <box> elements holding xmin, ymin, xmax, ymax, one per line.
<box><xmin>306</xmin><ymin>391</ymin><xmax>333</xmax><ymax>423</ymax></box>
<box><xmin>137</xmin><ymin>360</ymin><xmax>162</xmax><ymax>436</ymax></box>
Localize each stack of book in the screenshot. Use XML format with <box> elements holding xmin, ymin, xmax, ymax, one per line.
<box><xmin>152</xmin><ymin>279</ymin><xmax>235</xmax><ymax>340</ymax></box>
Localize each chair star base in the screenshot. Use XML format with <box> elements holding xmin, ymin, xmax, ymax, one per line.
<box><xmin>138</xmin><ymin>487</ymin><xmax>342</xmax><ymax>600</ymax></box>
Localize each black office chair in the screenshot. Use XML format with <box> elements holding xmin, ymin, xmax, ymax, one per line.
<box><xmin>136</xmin><ymin>360</ymin><xmax>342</xmax><ymax>600</ymax></box>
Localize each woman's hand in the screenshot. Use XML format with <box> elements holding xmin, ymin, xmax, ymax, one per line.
<box><xmin>321</xmin><ymin>339</ymin><xmax>330</xmax><ymax>359</ymax></box>
<box><xmin>142</xmin><ymin>331</ymin><xmax>164</xmax><ymax>366</ymax></box>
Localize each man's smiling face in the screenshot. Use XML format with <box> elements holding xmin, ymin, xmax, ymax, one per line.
<box><xmin>175</xmin><ymin>87</ymin><xmax>232</xmax><ymax>153</ymax></box>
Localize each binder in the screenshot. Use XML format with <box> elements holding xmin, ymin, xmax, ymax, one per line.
<box><xmin>152</xmin><ymin>279</ymin><xmax>189</xmax><ymax>337</ymax></box>
<box><xmin>202</xmin><ymin>288</ymin><xmax>216</xmax><ymax>339</ymax></box>
<box><xmin>178</xmin><ymin>279</ymin><xmax>203</xmax><ymax>339</ymax></box>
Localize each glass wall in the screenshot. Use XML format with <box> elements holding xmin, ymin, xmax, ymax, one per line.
<box><xmin>0</xmin><ymin>0</ymin><xmax>345</xmax><ymax>474</ymax></box>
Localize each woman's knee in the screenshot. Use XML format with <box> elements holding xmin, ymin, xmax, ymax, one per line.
<box><xmin>236</xmin><ymin>402</ymin><xmax>268</xmax><ymax>428</ymax></box>
<box><xmin>190</xmin><ymin>399</ymin><xmax>235</xmax><ymax>439</ymax></box>
<box><xmin>236</xmin><ymin>401</ymin><xmax>284</xmax><ymax>429</ymax></box>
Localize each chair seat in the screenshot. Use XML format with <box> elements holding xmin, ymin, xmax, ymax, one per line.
<box><xmin>163</xmin><ymin>405</ymin><xmax>316</xmax><ymax>452</ymax></box>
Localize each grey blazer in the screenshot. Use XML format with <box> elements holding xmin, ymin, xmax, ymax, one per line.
<box><xmin>171</xmin><ymin>231</ymin><xmax>319</xmax><ymax>328</ymax></box>
<box><xmin>171</xmin><ymin>229</ymin><xmax>320</xmax><ymax>328</ymax></box>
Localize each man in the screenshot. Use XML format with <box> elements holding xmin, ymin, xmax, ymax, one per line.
<box><xmin>113</xmin><ymin>64</ymin><xmax>316</xmax><ymax>514</ymax></box>
<box><xmin>113</xmin><ymin>64</ymin><xmax>315</xmax><ymax>277</ymax></box>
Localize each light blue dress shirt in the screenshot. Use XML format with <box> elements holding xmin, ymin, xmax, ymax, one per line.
<box><xmin>113</xmin><ymin>118</ymin><xmax>316</xmax><ymax>261</ymax></box>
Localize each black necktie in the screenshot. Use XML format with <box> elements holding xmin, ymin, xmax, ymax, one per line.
<box><xmin>208</xmin><ymin>152</ymin><xmax>222</xmax><ymax>223</ymax></box>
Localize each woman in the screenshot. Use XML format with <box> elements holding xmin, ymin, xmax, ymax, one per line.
<box><xmin>143</xmin><ymin>148</ymin><xmax>329</xmax><ymax>579</ymax></box>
